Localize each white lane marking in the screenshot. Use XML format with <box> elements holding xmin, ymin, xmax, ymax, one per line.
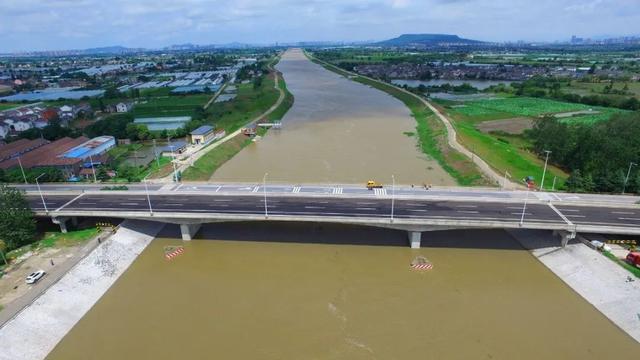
<box><xmin>315</xmin><ymin>201</ymin><xmax>330</xmax><ymax>204</ymax></box>
<box><xmin>511</xmin><ymin>212</ymin><xmax>532</xmax><ymax>215</ymax></box>
<box><xmin>565</xmin><ymin>215</ymin><xmax>586</xmax><ymax>218</ymax></box>
<box><xmin>215</xmin><ymin>186</ymin><xmax>221</xmax><ymax>193</ymax></box>
<box><xmin>213</xmin><ymin>199</ymin><xmax>232</xmax><ymax>202</ymax></box>
<box><xmin>506</xmin><ymin>207</ymin><xmax>522</xmax><ymax>210</ymax></box>
<box><xmin>557</xmin><ymin>209</ymin><xmax>580</xmax><ymax>212</ymax></box>
<box><xmin>164</xmin><ymin>203</ymin><xmax>184</xmax><ymax>207</ymax></box>
<box><xmin>293</xmin><ymin>186</ymin><xmax>301</xmax><ymax>193</ymax></box>
<box><xmin>333</xmin><ymin>187</ymin><xmax>343</xmax><ymax>194</ymax></box>
<box><xmin>355</xmin><ymin>207</ymin><xmax>377</xmax><ymax>211</ymax></box>
<box><xmin>356</xmin><ymin>202</ymin><xmax>376</xmax><ymax>205</ymax></box>
<box><xmin>78</xmin><ymin>202</ymin><xmax>96</xmax><ymax>205</ymax></box>
<box><xmin>406</xmin><ymin>203</ymin><xmax>425</xmax><ymax>206</ymax></box>
<box><xmin>456</xmin><ymin>205</ymin><xmax>477</xmax><ymax>208</ymax></box>
<box><xmin>211</xmin><ymin>204</ymin><xmax>229</xmax><ymax>207</ymax></box>
<box><xmin>252</xmin><ymin>186</ymin><xmax>259</xmax><ymax>193</ymax></box>
<box><xmin>126</xmin><ymin>198</ymin><xmax>144</xmax><ymax>201</ymax></box>
<box><xmin>409</xmin><ymin>209</ymin><xmax>428</xmax><ymax>212</ymax></box>
<box><xmin>304</xmin><ymin>206</ymin><xmax>324</xmax><ymax>209</ymax></box>
<box><xmin>457</xmin><ymin>210</ymin><xmax>479</xmax><ymax>214</ymax></box>
<box><xmin>612</xmin><ymin>211</ymin><xmax>635</xmax><ymax>215</ymax></box>
<box><xmin>618</xmin><ymin>217</ymin><xmax>640</xmax><ymax>221</ymax></box>
<box><xmin>121</xmin><ymin>202</ymin><xmax>139</xmax><ymax>206</ymax></box>
<box><xmin>374</xmin><ymin>188</ymin><xmax>387</xmax><ymax>196</ymax></box>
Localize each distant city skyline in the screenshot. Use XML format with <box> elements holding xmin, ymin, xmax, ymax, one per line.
<box><xmin>1</xmin><ymin>0</ymin><xmax>639</xmax><ymax>53</ymax></box>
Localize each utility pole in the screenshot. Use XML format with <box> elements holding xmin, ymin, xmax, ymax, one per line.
<box><xmin>551</xmin><ymin>176</ymin><xmax>557</xmax><ymax>192</ymax></box>
<box><xmin>540</xmin><ymin>150</ymin><xmax>552</xmax><ymax>190</ymax></box>
<box><xmin>89</xmin><ymin>154</ymin><xmax>97</xmax><ymax>183</ymax></box>
<box><xmin>143</xmin><ymin>173</ymin><xmax>153</xmax><ymax>215</ymax></box>
<box><xmin>519</xmin><ymin>183</ymin><xmax>532</xmax><ymax>226</ymax></box>
<box><xmin>622</xmin><ymin>162</ymin><xmax>637</xmax><ymax>194</ymax></box>
<box><xmin>152</xmin><ymin>139</ymin><xmax>160</xmax><ymax>168</ymax></box>
<box><xmin>503</xmin><ymin>170</ymin><xmax>511</xmax><ymax>190</ymax></box>
<box><xmin>35</xmin><ymin>173</ymin><xmax>48</xmax><ymax>214</ymax></box>
<box><xmin>168</xmin><ymin>135</ymin><xmax>178</xmax><ymax>182</ymax></box>
<box><xmin>17</xmin><ymin>157</ymin><xmax>27</xmax><ymax>184</ymax></box>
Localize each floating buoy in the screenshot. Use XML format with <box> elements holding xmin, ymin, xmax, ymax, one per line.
<box><xmin>411</xmin><ymin>256</ymin><xmax>433</xmax><ymax>271</ymax></box>
<box><xmin>164</xmin><ymin>246</ymin><xmax>185</xmax><ymax>260</ymax></box>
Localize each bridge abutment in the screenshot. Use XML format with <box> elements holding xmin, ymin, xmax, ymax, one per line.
<box><xmin>408</xmin><ymin>231</ymin><xmax>422</xmax><ymax>249</ymax></box>
<box><xmin>180</xmin><ymin>223</ymin><xmax>201</xmax><ymax>241</ymax></box>
<box><xmin>52</xmin><ymin>217</ymin><xmax>69</xmax><ymax>233</ymax></box>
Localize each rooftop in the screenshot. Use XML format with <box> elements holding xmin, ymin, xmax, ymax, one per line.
<box><xmin>190</xmin><ymin>125</ymin><xmax>214</xmax><ymax>136</ymax></box>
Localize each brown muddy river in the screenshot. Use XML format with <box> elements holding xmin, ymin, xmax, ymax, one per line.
<box><xmin>211</xmin><ymin>49</ymin><xmax>455</xmax><ymax>185</ymax></box>
<box><xmin>47</xmin><ymin>224</ymin><xmax>638</xmax><ymax>359</ymax></box>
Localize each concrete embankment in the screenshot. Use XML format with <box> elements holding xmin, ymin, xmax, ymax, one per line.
<box><xmin>509</xmin><ymin>229</ymin><xmax>640</xmax><ymax>343</ymax></box>
<box><xmin>0</xmin><ymin>220</ymin><xmax>165</xmax><ymax>360</ymax></box>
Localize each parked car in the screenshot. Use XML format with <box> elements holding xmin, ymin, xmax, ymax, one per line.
<box><xmin>25</xmin><ymin>270</ymin><xmax>46</xmax><ymax>284</ymax></box>
<box><xmin>626</xmin><ymin>252</ymin><xmax>640</xmax><ymax>268</ymax></box>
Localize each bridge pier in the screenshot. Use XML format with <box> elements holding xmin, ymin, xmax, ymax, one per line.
<box><xmin>52</xmin><ymin>217</ymin><xmax>69</xmax><ymax>234</ymax></box>
<box><xmin>408</xmin><ymin>231</ymin><xmax>422</xmax><ymax>249</ymax></box>
<box><xmin>554</xmin><ymin>230</ymin><xmax>576</xmax><ymax>247</ymax></box>
<box><xmin>180</xmin><ymin>223</ymin><xmax>201</xmax><ymax>241</ymax></box>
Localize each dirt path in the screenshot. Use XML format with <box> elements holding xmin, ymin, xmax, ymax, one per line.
<box><xmin>308</xmin><ymin>54</ymin><xmax>520</xmax><ymax>188</ymax></box>
<box><xmin>0</xmin><ymin>232</ymin><xmax>105</xmax><ymax>327</ymax></box>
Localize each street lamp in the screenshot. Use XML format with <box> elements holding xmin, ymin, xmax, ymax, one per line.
<box><xmin>503</xmin><ymin>170</ymin><xmax>511</xmax><ymax>190</ymax></box>
<box><xmin>89</xmin><ymin>154</ymin><xmax>97</xmax><ymax>183</ymax></box>
<box><xmin>167</xmin><ymin>135</ymin><xmax>179</xmax><ymax>183</ymax></box>
<box><xmin>143</xmin><ymin>173</ymin><xmax>153</xmax><ymax>215</ymax></box>
<box><xmin>540</xmin><ymin>150</ymin><xmax>552</xmax><ymax>190</ymax></box>
<box><xmin>622</xmin><ymin>162</ymin><xmax>637</xmax><ymax>194</ymax></box>
<box><xmin>35</xmin><ymin>173</ymin><xmax>48</xmax><ymax>214</ymax></box>
<box><xmin>17</xmin><ymin>157</ymin><xmax>27</xmax><ymax>184</ymax></box>
<box><xmin>391</xmin><ymin>174</ymin><xmax>395</xmax><ymax>223</ymax></box>
<box><xmin>263</xmin><ymin>172</ymin><xmax>268</xmax><ymax>218</ymax></box>
<box><xmin>519</xmin><ymin>185</ymin><xmax>531</xmax><ymax>226</ymax></box>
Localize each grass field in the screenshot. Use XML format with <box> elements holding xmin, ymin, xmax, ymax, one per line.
<box><xmin>132</xmin><ymin>94</ymin><xmax>211</xmax><ymax>117</ymax></box>
<box><xmin>208</xmin><ymin>74</ymin><xmax>281</xmax><ymax>133</ymax></box>
<box><xmin>182</xmin><ymin>134</ymin><xmax>252</xmax><ymax>181</ymax></box>
<box><xmin>449</xmin><ymin>97</ymin><xmax>623</xmax><ymax>124</ymax></box>
<box><xmin>0</xmin><ymin>102</ymin><xmax>25</xmax><ymax>111</ymax></box>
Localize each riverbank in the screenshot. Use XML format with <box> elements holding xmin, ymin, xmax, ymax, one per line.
<box><xmin>0</xmin><ymin>220</ymin><xmax>164</xmax><ymax>360</ymax></box>
<box><xmin>306</xmin><ymin>52</ymin><xmax>489</xmax><ymax>187</ymax></box>
<box><xmin>181</xmin><ymin>58</ymin><xmax>292</xmax><ymax>181</ymax></box>
<box><xmin>509</xmin><ymin>229</ymin><xmax>640</xmax><ymax>343</ymax></box>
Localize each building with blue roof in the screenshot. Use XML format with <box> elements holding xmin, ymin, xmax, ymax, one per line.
<box><xmin>190</xmin><ymin>125</ymin><xmax>216</xmax><ymax>145</ymax></box>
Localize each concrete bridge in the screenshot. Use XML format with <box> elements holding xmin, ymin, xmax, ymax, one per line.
<box><xmin>21</xmin><ymin>183</ymin><xmax>640</xmax><ymax>248</ymax></box>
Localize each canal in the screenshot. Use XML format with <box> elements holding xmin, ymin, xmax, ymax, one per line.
<box><xmin>47</xmin><ymin>224</ymin><xmax>639</xmax><ymax>359</ymax></box>
<box><xmin>211</xmin><ymin>49</ymin><xmax>455</xmax><ymax>185</ymax></box>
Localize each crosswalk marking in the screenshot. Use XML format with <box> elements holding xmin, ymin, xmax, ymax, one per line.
<box><xmin>293</xmin><ymin>186</ymin><xmax>301</xmax><ymax>193</ymax></box>
<box><xmin>374</xmin><ymin>188</ymin><xmax>387</xmax><ymax>196</ymax></box>
<box><xmin>252</xmin><ymin>186</ymin><xmax>259</xmax><ymax>193</ymax></box>
<box><xmin>333</xmin><ymin>187</ymin><xmax>343</xmax><ymax>194</ymax></box>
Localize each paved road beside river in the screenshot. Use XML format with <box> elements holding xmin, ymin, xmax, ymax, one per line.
<box><xmin>0</xmin><ymin>220</ymin><xmax>164</xmax><ymax>360</ymax></box>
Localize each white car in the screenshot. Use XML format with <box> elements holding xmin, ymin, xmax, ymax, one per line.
<box><xmin>25</xmin><ymin>270</ymin><xmax>46</xmax><ymax>284</ymax></box>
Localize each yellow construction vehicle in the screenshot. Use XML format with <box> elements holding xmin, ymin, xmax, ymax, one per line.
<box><xmin>366</xmin><ymin>180</ymin><xmax>383</xmax><ymax>190</ymax></box>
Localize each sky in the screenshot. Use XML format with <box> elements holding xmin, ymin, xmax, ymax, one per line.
<box><xmin>1</xmin><ymin>0</ymin><xmax>639</xmax><ymax>52</ymax></box>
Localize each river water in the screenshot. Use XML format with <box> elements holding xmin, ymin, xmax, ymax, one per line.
<box><xmin>47</xmin><ymin>224</ymin><xmax>639</xmax><ymax>359</ymax></box>
<box><xmin>211</xmin><ymin>49</ymin><xmax>455</xmax><ymax>185</ymax></box>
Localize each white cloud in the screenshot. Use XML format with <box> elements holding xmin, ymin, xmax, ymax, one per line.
<box><xmin>0</xmin><ymin>0</ymin><xmax>639</xmax><ymax>52</ymax></box>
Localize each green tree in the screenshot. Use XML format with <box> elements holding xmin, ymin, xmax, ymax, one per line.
<box><xmin>0</xmin><ymin>239</ymin><xmax>8</xmax><ymax>265</ymax></box>
<box><xmin>565</xmin><ymin>170</ymin><xmax>584</xmax><ymax>192</ymax></box>
<box><xmin>96</xmin><ymin>167</ymin><xmax>110</xmax><ymax>182</ymax></box>
<box><xmin>0</xmin><ymin>185</ymin><xmax>36</xmax><ymax>251</ymax></box>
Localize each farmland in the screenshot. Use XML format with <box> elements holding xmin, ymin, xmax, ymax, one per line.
<box><xmin>132</xmin><ymin>94</ymin><xmax>211</xmax><ymax>118</ymax></box>
<box><xmin>447</xmin><ymin>96</ymin><xmax>625</xmax><ymax>124</ymax></box>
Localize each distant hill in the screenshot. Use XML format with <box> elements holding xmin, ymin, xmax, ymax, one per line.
<box><xmin>376</xmin><ymin>34</ymin><xmax>483</xmax><ymax>47</ymax></box>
